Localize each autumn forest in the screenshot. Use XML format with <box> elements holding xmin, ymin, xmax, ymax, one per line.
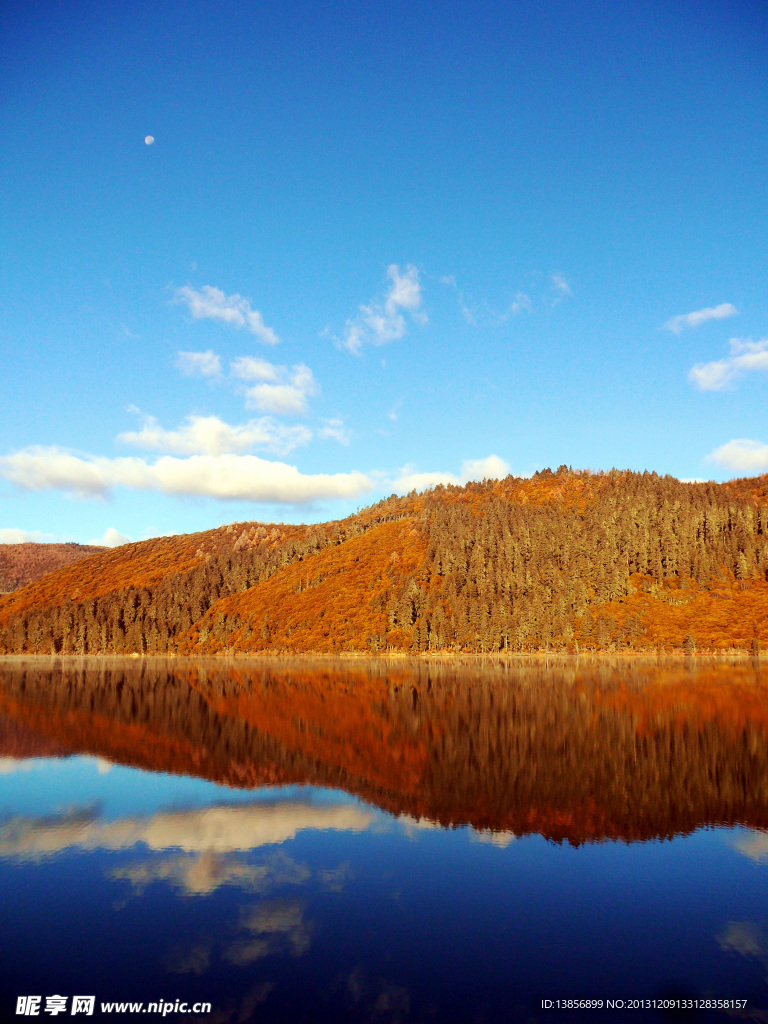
<box><xmin>1</xmin><ymin>468</ymin><xmax>768</xmax><ymax>656</ymax></box>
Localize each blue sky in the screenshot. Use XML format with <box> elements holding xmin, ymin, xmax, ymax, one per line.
<box><xmin>2</xmin><ymin>0</ymin><xmax>768</xmax><ymax>546</ymax></box>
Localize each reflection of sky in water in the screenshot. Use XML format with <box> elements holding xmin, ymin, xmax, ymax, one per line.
<box><xmin>0</xmin><ymin>799</ymin><xmax>373</xmax><ymax>860</ymax></box>
<box><xmin>0</xmin><ymin>754</ymin><xmax>361</xmax><ymax>819</ymax></box>
<box><xmin>2</xmin><ymin>757</ymin><xmax>768</xmax><ymax>1021</ymax></box>
<box><xmin>732</xmin><ymin>831</ymin><xmax>768</xmax><ymax>864</ymax></box>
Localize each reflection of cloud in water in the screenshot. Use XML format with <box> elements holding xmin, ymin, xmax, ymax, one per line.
<box><xmin>226</xmin><ymin>900</ymin><xmax>311</xmax><ymax>965</ymax></box>
<box><xmin>317</xmin><ymin>860</ymin><xmax>352</xmax><ymax>892</ymax></box>
<box><xmin>399</xmin><ymin>813</ymin><xmax>516</xmax><ymax>848</ymax></box>
<box><xmin>472</xmin><ymin>829</ymin><xmax>516</xmax><ymax>848</ymax></box>
<box><xmin>733</xmin><ymin>831</ymin><xmax>768</xmax><ymax>864</ymax></box>
<box><xmin>0</xmin><ymin>757</ymin><xmax>43</xmax><ymax>775</ymax></box>
<box><xmin>204</xmin><ymin>984</ymin><xmax>274</xmax><ymax>1024</ymax></box>
<box><xmin>369</xmin><ymin>982</ymin><xmax>411</xmax><ymax>1023</ymax></box>
<box><xmin>719</xmin><ymin>920</ymin><xmax>767</xmax><ymax>959</ymax></box>
<box><xmin>718</xmin><ymin>920</ymin><xmax>768</xmax><ymax>978</ymax></box>
<box><xmin>398</xmin><ymin>813</ymin><xmax>441</xmax><ymax>832</ymax></box>
<box><xmin>111</xmin><ymin>849</ymin><xmax>309</xmax><ymax>896</ymax></box>
<box><xmin>345</xmin><ymin>965</ymin><xmax>411</xmax><ymax>1024</ymax></box>
<box><xmin>0</xmin><ymin>800</ymin><xmax>373</xmax><ymax>861</ymax></box>
<box><xmin>165</xmin><ymin>942</ymin><xmax>211</xmax><ymax>975</ymax></box>
<box><xmin>0</xmin><ymin>755</ymin><xmax>110</xmax><ymax>776</ymax></box>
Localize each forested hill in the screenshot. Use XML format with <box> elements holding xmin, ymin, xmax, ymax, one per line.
<box><xmin>1</xmin><ymin>468</ymin><xmax>768</xmax><ymax>655</ymax></box>
<box><xmin>0</xmin><ymin>543</ymin><xmax>104</xmax><ymax>594</ymax></box>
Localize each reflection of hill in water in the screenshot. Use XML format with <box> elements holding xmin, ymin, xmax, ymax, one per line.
<box><xmin>0</xmin><ymin>711</ymin><xmax>72</xmax><ymax>760</ymax></box>
<box><xmin>1</xmin><ymin>657</ymin><xmax>767</xmax><ymax>845</ymax></box>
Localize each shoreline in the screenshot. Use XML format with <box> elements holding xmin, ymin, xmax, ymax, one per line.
<box><xmin>0</xmin><ymin>649</ymin><xmax>762</xmax><ymax>666</ymax></box>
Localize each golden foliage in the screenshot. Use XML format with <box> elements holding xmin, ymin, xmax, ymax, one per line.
<box><xmin>0</xmin><ymin>543</ymin><xmax>104</xmax><ymax>593</ymax></box>
<box><xmin>0</xmin><ymin>531</ymin><xmax>211</xmax><ymax>625</ymax></box>
<box><xmin>1</xmin><ymin>469</ymin><xmax>767</xmax><ymax>654</ymax></box>
<box><xmin>585</xmin><ymin>573</ymin><xmax>768</xmax><ymax>651</ymax></box>
<box><xmin>182</xmin><ymin>519</ymin><xmax>426</xmax><ymax>654</ymax></box>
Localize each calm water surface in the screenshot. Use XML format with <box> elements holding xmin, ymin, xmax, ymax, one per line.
<box><xmin>1</xmin><ymin>657</ymin><xmax>767</xmax><ymax>1023</ymax></box>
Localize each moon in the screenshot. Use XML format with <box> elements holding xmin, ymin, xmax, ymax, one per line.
<box><xmin>144</xmin><ymin>135</ymin><xmax>155</xmax><ymax>146</ymax></box>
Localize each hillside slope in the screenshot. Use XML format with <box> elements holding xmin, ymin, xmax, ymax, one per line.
<box><xmin>0</xmin><ymin>543</ymin><xmax>104</xmax><ymax>593</ymax></box>
<box><xmin>1</xmin><ymin>469</ymin><xmax>767</xmax><ymax>654</ymax></box>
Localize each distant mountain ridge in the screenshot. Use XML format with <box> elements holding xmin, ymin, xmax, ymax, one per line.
<box><xmin>0</xmin><ymin>543</ymin><xmax>105</xmax><ymax>594</ymax></box>
<box><xmin>1</xmin><ymin>468</ymin><xmax>767</xmax><ymax>654</ymax></box>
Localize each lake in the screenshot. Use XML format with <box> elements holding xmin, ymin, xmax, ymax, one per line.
<box><xmin>1</xmin><ymin>656</ymin><xmax>767</xmax><ymax>1022</ymax></box>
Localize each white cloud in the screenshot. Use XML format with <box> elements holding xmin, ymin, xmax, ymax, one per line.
<box><xmin>0</xmin><ymin>528</ymin><xmax>51</xmax><ymax>543</ymax></box>
<box><xmin>172</xmin><ymin>354</ymin><xmax>320</xmax><ymax>418</ymax></box>
<box><xmin>443</xmin><ymin>272</ymin><xmax>536</xmax><ymax>326</ymax></box>
<box><xmin>176</xmin><ymin>350</ymin><xmax>222</xmax><ymax>378</ymax></box>
<box><xmin>385</xmin><ymin>263</ymin><xmax>424</xmax><ymax>319</ymax></box>
<box><xmin>392</xmin><ymin>467</ymin><xmax>460</xmax><ymax>492</ymax></box>
<box><xmin>482</xmin><ymin>292</ymin><xmax>533</xmax><ymax>326</ymax></box>
<box><xmin>244</xmin><ymin>364</ymin><xmax>317</xmax><ymax>416</ymax></box>
<box><xmin>230</xmin><ymin>356</ymin><xmax>280</xmax><ymax>383</ymax></box>
<box><xmin>342</xmin><ymin>264</ymin><xmax>425</xmax><ymax>354</ymax></box>
<box><xmin>90</xmin><ymin>528</ymin><xmax>132</xmax><ymax>547</ymax></box>
<box><xmin>0</xmin><ymin>448</ymin><xmax>128</xmax><ymax>500</ymax></box>
<box><xmin>175</xmin><ymin>286</ymin><xmax>279</xmax><ymax>345</ymax></box>
<box><xmin>0</xmin><ymin>526</ymin><xmax>127</xmax><ymax>546</ymax></box>
<box><xmin>173</xmin><ymin>353</ymin><xmax>319</xmax><ymax>428</ymax></box>
<box><xmin>119</xmin><ymin>412</ymin><xmax>311</xmax><ymax>457</ymax></box>
<box><xmin>392</xmin><ymin>454</ymin><xmax>511</xmax><ymax>495</ymax></box>
<box><xmin>461</xmin><ymin>455</ymin><xmax>511</xmax><ymax>481</ymax></box>
<box><xmin>664</xmin><ymin>302</ymin><xmax>738</xmax><ymax>334</ymax></box>
<box><xmin>688</xmin><ymin>359</ymin><xmax>733</xmax><ymax>391</ymax></box>
<box><xmin>689</xmin><ymin>337</ymin><xmax>768</xmax><ymax>391</ymax></box>
<box><xmin>343</xmin><ymin>323</ymin><xmax>365</xmax><ymax>354</ymax></box>
<box><xmin>0</xmin><ymin>447</ymin><xmax>372</xmax><ymax>504</ymax></box>
<box><xmin>731</xmin><ymin>337</ymin><xmax>768</xmax><ymax>370</ymax></box>
<box><xmin>551</xmin><ymin>274</ymin><xmax>572</xmax><ymax>299</ymax></box>
<box><xmin>706</xmin><ymin>439</ymin><xmax>768</xmax><ymax>474</ymax></box>
<box><xmin>438</xmin><ymin>272</ymin><xmax>476</xmax><ymax>322</ymax></box>
<box><xmin>317</xmin><ymin>418</ymin><xmax>351</xmax><ymax>445</ymax></box>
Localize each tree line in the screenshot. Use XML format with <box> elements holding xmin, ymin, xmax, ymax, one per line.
<box><xmin>1</xmin><ymin>469</ymin><xmax>766</xmax><ymax>655</ymax></box>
